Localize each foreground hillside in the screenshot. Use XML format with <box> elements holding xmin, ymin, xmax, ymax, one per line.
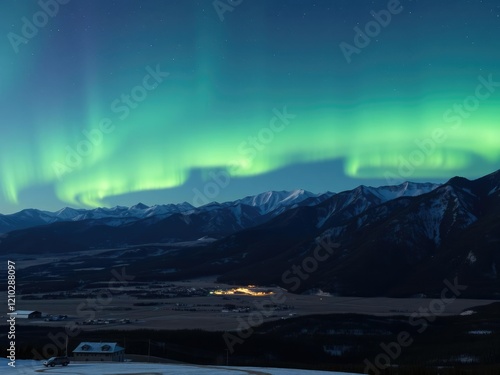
<box><xmin>0</xmin><ymin>359</ymin><xmax>359</xmax><ymax>374</ymax></box>
<box><xmin>3</xmin><ymin>302</ymin><xmax>499</xmax><ymax>374</ymax></box>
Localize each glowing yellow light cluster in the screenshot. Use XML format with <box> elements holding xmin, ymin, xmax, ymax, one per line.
<box><xmin>211</xmin><ymin>286</ymin><xmax>274</xmax><ymax>297</ymax></box>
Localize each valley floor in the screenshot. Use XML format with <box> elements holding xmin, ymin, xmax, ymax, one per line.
<box><xmin>1</xmin><ymin>279</ymin><xmax>498</xmax><ymax>331</ymax></box>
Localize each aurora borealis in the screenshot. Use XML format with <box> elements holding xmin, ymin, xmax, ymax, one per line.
<box><xmin>1</xmin><ymin>0</ymin><xmax>499</xmax><ymax>213</ymax></box>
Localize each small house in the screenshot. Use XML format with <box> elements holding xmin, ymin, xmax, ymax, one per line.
<box><xmin>73</xmin><ymin>342</ymin><xmax>125</xmax><ymax>362</ymax></box>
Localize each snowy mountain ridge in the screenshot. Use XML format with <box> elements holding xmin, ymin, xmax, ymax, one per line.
<box><xmin>0</xmin><ymin>182</ymin><xmax>439</xmax><ymax>234</ymax></box>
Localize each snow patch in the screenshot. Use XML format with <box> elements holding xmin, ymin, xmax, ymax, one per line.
<box><xmin>323</xmin><ymin>345</ymin><xmax>352</xmax><ymax>356</ymax></box>
<box><xmin>460</xmin><ymin>310</ymin><xmax>476</xmax><ymax>316</ymax></box>
<box><xmin>449</xmin><ymin>355</ymin><xmax>479</xmax><ymax>364</ymax></box>
<box><xmin>74</xmin><ymin>267</ymin><xmax>105</xmax><ymax>271</ymax></box>
<box><xmin>0</xmin><ymin>359</ymin><xmax>359</xmax><ymax>374</ymax></box>
<box><xmin>468</xmin><ymin>330</ymin><xmax>493</xmax><ymax>335</ymax></box>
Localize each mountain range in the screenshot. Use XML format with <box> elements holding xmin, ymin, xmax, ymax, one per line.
<box><xmin>1</xmin><ymin>170</ymin><xmax>499</xmax><ymax>298</ymax></box>
<box><xmin>0</xmin><ymin>189</ymin><xmax>331</xmax><ymax>234</ymax></box>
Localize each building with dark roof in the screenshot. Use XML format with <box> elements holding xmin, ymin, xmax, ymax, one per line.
<box><xmin>72</xmin><ymin>342</ymin><xmax>125</xmax><ymax>362</ymax></box>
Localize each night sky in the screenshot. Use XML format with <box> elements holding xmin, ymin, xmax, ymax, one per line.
<box><xmin>1</xmin><ymin>0</ymin><xmax>499</xmax><ymax>213</ymax></box>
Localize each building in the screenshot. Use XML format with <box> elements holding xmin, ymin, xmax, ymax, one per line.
<box><xmin>15</xmin><ymin>310</ymin><xmax>42</xmax><ymax>319</ymax></box>
<box><xmin>72</xmin><ymin>342</ymin><xmax>125</xmax><ymax>362</ymax></box>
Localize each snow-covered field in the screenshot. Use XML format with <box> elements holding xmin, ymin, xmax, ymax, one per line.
<box><xmin>1</xmin><ymin>359</ymin><xmax>360</xmax><ymax>374</ymax></box>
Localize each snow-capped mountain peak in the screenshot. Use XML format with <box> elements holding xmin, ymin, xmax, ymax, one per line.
<box><xmin>130</xmin><ymin>202</ymin><xmax>149</xmax><ymax>211</ymax></box>
<box><xmin>365</xmin><ymin>181</ymin><xmax>440</xmax><ymax>202</ymax></box>
<box><xmin>54</xmin><ymin>207</ymin><xmax>83</xmax><ymax>220</ymax></box>
<box><xmin>237</xmin><ymin>190</ymin><xmax>318</xmax><ymax>214</ymax></box>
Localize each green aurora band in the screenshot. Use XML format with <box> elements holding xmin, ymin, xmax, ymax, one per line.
<box><xmin>1</xmin><ymin>0</ymin><xmax>499</xmax><ymax>209</ymax></box>
<box><xmin>3</xmin><ymin>92</ymin><xmax>499</xmax><ymax>208</ymax></box>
